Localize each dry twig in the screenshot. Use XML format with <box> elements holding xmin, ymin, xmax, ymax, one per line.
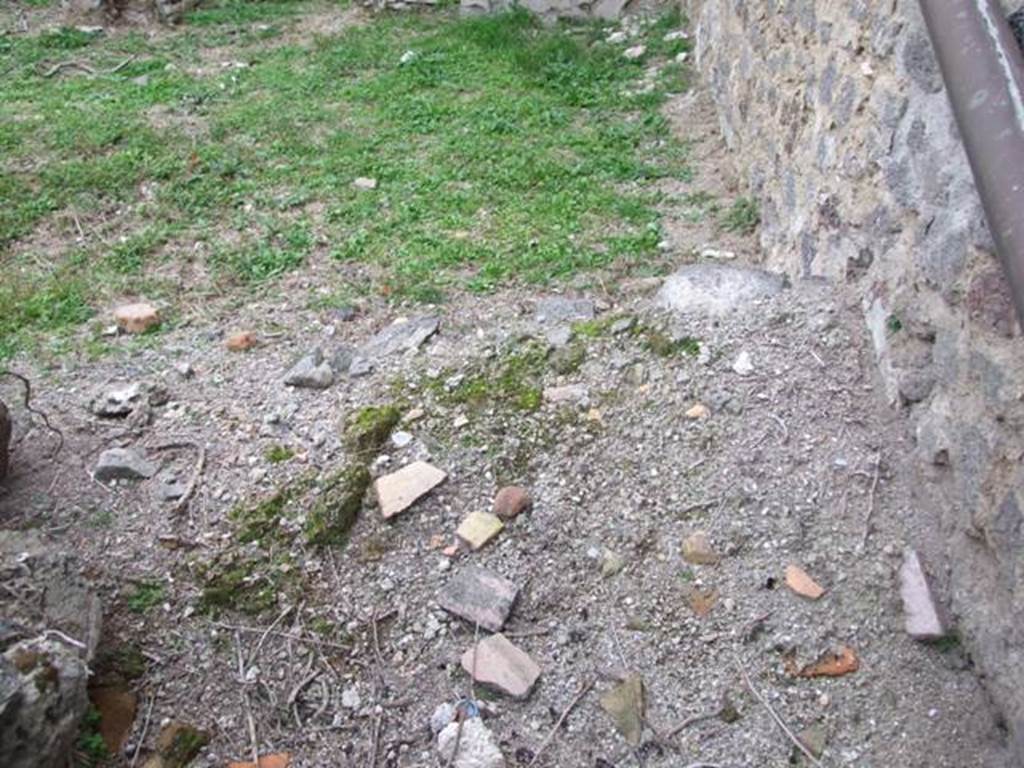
<box><xmin>732</xmin><ymin>654</ymin><xmax>823</xmax><ymax>767</ymax></box>
<box><xmin>860</xmin><ymin>453</ymin><xmax>882</xmax><ymax>549</ymax></box>
<box><xmin>528</xmin><ymin>678</ymin><xmax>595</xmax><ymax>767</ymax></box>
<box><xmin>129</xmin><ymin>686</ymin><xmax>160</xmax><ymax>768</ymax></box>
<box><xmin>1</xmin><ymin>370</ymin><xmax>64</xmax><ymax>456</ymax></box>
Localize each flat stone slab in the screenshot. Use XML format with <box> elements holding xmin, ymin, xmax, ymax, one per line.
<box><xmin>95</xmin><ymin>448</ymin><xmax>157</xmax><ymax>481</ymax></box>
<box><xmin>456</xmin><ymin>512</ymin><xmax>504</xmax><ymax>550</ymax></box>
<box><xmin>656</xmin><ymin>264</ymin><xmax>786</xmax><ymax>317</ymax></box>
<box><xmin>374</xmin><ymin>461</ymin><xmax>447</xmax><ymax>519</ymax></box>
<box><xmin>461</xmin><ymin>633</ymin><xmax>540</xmax><ymax>699</ymax></box>
<box><xmin>534</xmin><ymin>297</ymin><xmax>595</xmax><ymax>324</ymax></box>
<box><xmin>364</xmin><ymin>316</ymin><xmax>439</xmax><ymax>358</ymax></box>
<box><xmin>438</xmin><ymin>566</ymin><xmax>519</xmax><ymax>632</ymax></box>
<box><xmin>899</xmin><ymin>548</ymin><xmax>948</xmax><ymax>641</ymax></box>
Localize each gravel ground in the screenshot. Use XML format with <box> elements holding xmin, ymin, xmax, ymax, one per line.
<box><xmin>0</xmin><ymin>86</ymin><xmax>1014</xmax><ymax>768</ymax></box>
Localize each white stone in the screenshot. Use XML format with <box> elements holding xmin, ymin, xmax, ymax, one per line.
<box><xmin>623</xmin><ymin>45</ymin><xmax>646</xmax><ymax>60</ymax></box>
<box><xmin>732</xmin><ymin>350</ymin><xmax>754</xmax><ymax>375</ymax></box>
<box><xmin>437</xmin><ymin>718</ymin><xmax>505</xmax><ymax>768</ymax></box>
<box><xmin>899</xmin><ymin>549</ymin><xmax>948</xmax><ymax>641</ymax></box>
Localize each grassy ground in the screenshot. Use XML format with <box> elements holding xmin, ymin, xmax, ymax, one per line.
<box><xmin>0</xmin><ymin>0</ymin><xmax>692</xmax><ymax>360</ymax></box>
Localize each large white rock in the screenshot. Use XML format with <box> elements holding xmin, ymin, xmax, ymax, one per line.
<box><xmin>437</xmin><ymin>718</ymin><xmax>506</xmax><ymax>768</ymax></box>
<box><xmin>656</xmin><ymin>264</ymin><xmax>786</xmax><ymax>317</ymax></box>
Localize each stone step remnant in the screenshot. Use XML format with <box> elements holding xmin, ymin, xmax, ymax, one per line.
<box><xmin>656</xmin><ymin>264</ymin><xmax>786</xmax><ymax>317</ymax></box>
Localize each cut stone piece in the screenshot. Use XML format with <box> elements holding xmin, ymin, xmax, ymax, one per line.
<box><xmin>437</xmin><ymin>566</ymin><xmax>518</xmax><ymax>632</ymax></box>
<box><xmin>113</xmin><ymin>302</ymin><xmax>160</xmax><ymax>334</ymax></box>
<box><xmin>226</xmin><ymin>331</ymin><xmax>258</xmax><ymax>351</ymax></box>
<box><xmin>456</xmin><ymin>512</ymin><xmax>504</xmax><ymax>551</ymax></box>
<box><xmin>656</xmin><ymin>264</ymin><xmax>786</xmax><ymax>317</ymax></box>
<box><xmin>785</xmin><ymin>564</ymin><xmax>825</xmax><ymax>600</ymax></box>
<box><xmin>460</xmin><ymin>633</ymin><xmax>540</xmax><ymax>699</ymax></box>
<box><xmin>600</xmin><ymin>675</ymin><xmax>645</xmax><ymax>746</ymax></box>
<box><xmin>899</xmin><ymin>548</ymin><xmax>948</xmax><ymax>641</ymax></box>
<box><xmin>374</xmin><ymin>461</ymin><xmax>446</xmax><ymax>519</ymax></box>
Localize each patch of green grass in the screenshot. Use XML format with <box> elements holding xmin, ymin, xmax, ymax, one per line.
<box><xmin>76</xmin><ymin>706</ymin><xmax>109</xmax><ymax>767</ymax></box>
<box><xmin>439</xmin><ymin>341</ymin><xmax>548</xmax><ymax>412</ymax></box>
<box><xmin>887</xmin><ymin>314</ymin><xmax>903</xmax><ymax>334</ymax></box>
<box><xmin>125</xmin><ymin>580</ymin><xmax>165</xmax><ymax>614</ymax></box>
<box><xmin>0</xmin><ymin>3</ymin><xmax>689</xmax><ymax>359</ymax></box>
<box><xmin>263</xmin><ymin>443</ymin><xmax>295</xmax><ymax>464</ymax></box>
<box><xmin>722</xmin><ymin>197</ymin><xmax>760</xmax><ymax>235</ymax></box>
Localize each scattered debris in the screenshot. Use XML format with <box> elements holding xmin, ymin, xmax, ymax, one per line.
<box><xmin>784</xmin><ymin>564</ymin><xmax>825</xmax><ymax>600</ymax></box>
<box><xmin>682</xmin><ymin>531</ymin><xmax>720</xmax><ymax>565</ymax></box>
<box><xmin>732</xmin><ymin>350</ymin><xmax>754</xmax><ymax>375</ymax></box>
<box><xmin>114</xmin><ymin>302</ymin><xmax>160</xmax><ymax>334</ymax></box>
<box><xmin>438</xmin><ymin>566</ymin><xmax>519</xmax><ymax>632</ymax></box>
<box><xmin>456</xmin><ymin>512</ymin><xmax>504</xmax><ymax>551</ymax></box>
<box><xmin>599</xmin><ymin>674</ymin><xmax>645</xmax><ymax>746</ymax></box>
<box><xmin>94</xmin><ymin>448</ymin><xmax>158</xmax><ymax>481</ymax></box>
<box><xmin>374</xmin><ymin>460</ymin><xmax>447</xmax><ymax>519</ymax></box>
<box><xmin>460</xmin><ymin>633</ymin><xmax>540</xmax><ymax>699</ymax></box>
<box><xmin>685</xmin><ymin>403</ymin><xmax>710</xmax><ymax>419</ymax></box>
<box><xmin>493</xmin><ymin>486</ymin><xmax>532</xmax><ymax>520</ymax></box>
<box><xmin>226</xmin><ymin>331</ymin><xmax>258</xmax><ymax>351</ymax></box>
<box><xmin>796</xmin><ymin>645</ymin><xmax>860</xmax><ymax>678</ymax></box>
<box><xmin>899</xmin><ymin>549</ymin><xmax>948</xmax><ymax>641</ymax></box>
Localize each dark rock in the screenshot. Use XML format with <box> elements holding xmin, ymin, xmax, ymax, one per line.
<box><xmin>94</xmin><ymin>448</ymin><xmax>158</xmax><ymax>481</ymax></box>
<box><xmin>438</xmin><ymin>566</ymin><xmax>519</xmax><ymax>632</ymax></box>
<box><xmin>284</xmin><ymin>348</ymin><xmax>335</xmax><ymax>390</ymax></box>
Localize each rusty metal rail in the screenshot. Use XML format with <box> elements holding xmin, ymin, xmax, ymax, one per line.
<box><xmin>917</xmin><ymin>0</ymin><xmax>1024</xmax><ymax>328</ymax></box>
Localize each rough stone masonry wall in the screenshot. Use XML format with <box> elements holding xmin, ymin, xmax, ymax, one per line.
<box><xmin>681</xmin><ymin>0</ymin><xmax>1024</xmax><ymax>755</ymax></box>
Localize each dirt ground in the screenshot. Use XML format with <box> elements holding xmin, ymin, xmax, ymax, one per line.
<box><xmin>0</xmin><ymin>11</ymin><xmax>1016</xmax><ymax>768</ymax></box>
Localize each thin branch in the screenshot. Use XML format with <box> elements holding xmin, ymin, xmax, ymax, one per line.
<box><xmin>528</xmin><ymin>678</ymin><xmax>594</xmax><ymax>767</ymax></box>
<box><xmin>732</xmin><ymin>654</ymin><xmax>823</xmax><ymax>768</ymax></box>
<box><xmin>1</xmin><ymin>370</ymin><xmax>64</xmax><ymax>456</ymax></box>
<box><xmin>151</xmin><ymin>440</ymin><xmax>205</xmax><ymax>516</ymax></box>
<box><xmin>860</xmin><ymin>453</ymin><xmax>882</xmax><ymax>549</ymax></box>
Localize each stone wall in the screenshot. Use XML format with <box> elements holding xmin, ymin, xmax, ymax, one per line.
<box><xmin>682</xmin><ymin>0</ymin><xmax>1024</xmax><ymax>755</ymax></box>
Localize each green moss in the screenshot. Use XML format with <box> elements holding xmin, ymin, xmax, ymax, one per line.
<box><xmin>229</xmin><ymin>476</ymin><xmax>311</xmax><ymax>544</ymax></box>
<box><xmin>571</xmin><ymin>316</ymin><xmax>615</xmax><ymax>338</ymax></box>
<box><xmin>636</xmin><ymin>325</ymin><xmax>700</xmax><ymax>357</ymax></box>
<box><xmin>197</xmin><ymin>549</ymin><xmax>295</xmax><ymax>615</ymax></box>
<box><xmin>549</xmin><ymin>343</ymin><xmax>586</xmax><ymax>375</ymax></box>
<box><xmin>76</xmin><ymin>706</ymin><xmax>109</xmax><ymax>767</ymax></box>
<box><xmin>345</xmin><ymin>405</ymin><xmax>401</xmax><ymax>458</ymax></box>
<box><xmin>441</xmin><ymin>342</ymin><xmax>548</xmax><ymax>414</ymax></box>
<box><xmin>126</xmin><ymin>580</ymin><xmax>165</xmax><ymax>614</ymax></box>
<box><xmin>305</xmin><ymin>464</ymin><xmax>371</xmax><ymax>546</ymax></box>
<box><xmin>263</xmin><ymin>443</ymin><xmax>294</xmax><ymax>463</ymax></box>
